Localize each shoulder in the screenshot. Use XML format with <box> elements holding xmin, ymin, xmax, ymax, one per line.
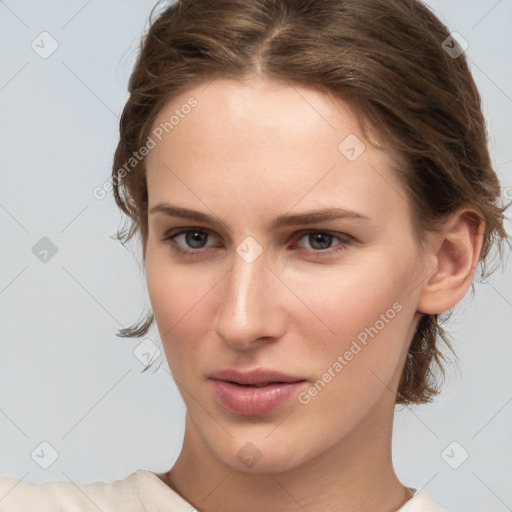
<box><xmin>0</xmin><ymin>470</ymin><xmax>143</xmax><ymax>512</ymax></box>
<box><xmin>399</xmin><ymin>489</ymin><xmax>452</xmax><ymax>512</ymax></box>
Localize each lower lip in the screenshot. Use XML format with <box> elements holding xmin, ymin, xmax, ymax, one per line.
<box><xmin>209</xmin><ymin>379</ymin><xmax>306</xmax><ymax>415</ymax></box>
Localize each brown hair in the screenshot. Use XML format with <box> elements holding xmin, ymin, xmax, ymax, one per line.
<box><xmin>112</xmin><ymin>0</ymin><xmax>510</xmax><ymax>404</ymax></box>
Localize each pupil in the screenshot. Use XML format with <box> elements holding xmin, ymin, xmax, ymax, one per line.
<box><xmin>187</xmin><ymin>231</ymin><xmax>207</xmax><ymax>248</ymax></box>
<box><xmin>311</xmin><ymin>233</ymin><xmax>332</xmax><ymax>250</ymax></box>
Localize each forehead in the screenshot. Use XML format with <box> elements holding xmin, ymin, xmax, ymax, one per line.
<box><xmin>145</xmin><ymin>77</ymin><xmax>407</xmax><ymax>222</ymax></box>
<box><xmin>149</xmin><ymin>77</ymin><xmax>365</xmax><ymax>154</ymax></box>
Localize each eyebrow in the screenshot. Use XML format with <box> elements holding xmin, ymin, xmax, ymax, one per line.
<box><xmin>149</xmin><ymin>203</ymin><xmax>374</xmax><ymax>232</ymax></box>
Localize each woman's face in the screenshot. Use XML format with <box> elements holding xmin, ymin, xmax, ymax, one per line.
<box><xmin>144</xmin><ymin>77</ymin><xmax>430</xmax><ymax>472</ymax></box>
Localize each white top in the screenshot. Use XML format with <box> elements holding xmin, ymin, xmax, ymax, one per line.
<box><xmin>0</xmin><ymin>469</ymin><xmax>450</xmax><ymax>511</ymax></box>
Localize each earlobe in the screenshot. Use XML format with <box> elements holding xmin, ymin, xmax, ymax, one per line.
<box><xmin>417</xmin><ymin>208</ymin><xmax>485</xmax><ymax>315</ymax></box>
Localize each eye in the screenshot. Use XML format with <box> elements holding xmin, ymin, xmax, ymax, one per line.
<box><xmin>162</xmin><ymin>227</ymin><xmax>351</xmax><ymax>258</ymax></box>
<box><xmin>291</xmin><ymin>230</ymin><xmax>351</xmax><ymax>256</ymax></box>
<box><xmin>163</xmin><ymin>227</ymin><xmax>217</xmax><ymax>257</ymax></box>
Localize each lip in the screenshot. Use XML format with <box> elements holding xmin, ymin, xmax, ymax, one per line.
<box><xmin>208</xmin><ymin>368</ymin><xmax>307</xmax><ymax>415</ymax></box>
<box><xmin>208</xmin><ymin>368</ymin><xmax>305</xmax><ymax>385</ymax></box>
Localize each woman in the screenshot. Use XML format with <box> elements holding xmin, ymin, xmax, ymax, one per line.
<box><xmin>1</xmin><ymin>0</ymin><xmax>509</xmax><ymax>510</ymax></box>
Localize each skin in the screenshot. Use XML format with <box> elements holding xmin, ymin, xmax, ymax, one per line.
<box><xmin>143</xmin><ymin>77</ymin><xmax>483</xmax><ymax>512</ymax></box>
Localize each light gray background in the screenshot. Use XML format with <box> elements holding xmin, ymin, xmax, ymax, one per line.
<box><xmin>0</xmin><ymin>1</ymin><xmax>511</xmax><ymax>511</ymax></box>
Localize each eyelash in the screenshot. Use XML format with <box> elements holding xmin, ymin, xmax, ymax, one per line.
<box><xmin>162</xmin><ymin>227</ymin><xmax>352</xmax><ymax>258</ymax></box>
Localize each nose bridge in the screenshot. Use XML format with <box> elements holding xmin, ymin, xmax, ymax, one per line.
<box><xmin>226</xmin><ymin>246</ymin><xmax>267</xmax><ymax>322</ymax></box>
<box><xmin>214</xmin><ymin>241</ymin><xmax>281</xmax><ymax>347</ymax></box>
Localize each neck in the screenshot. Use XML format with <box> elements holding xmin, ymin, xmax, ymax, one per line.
<box><xmin>162</xmin><ymin>397</ymin><xmax>413</xmax><ymax>512</ymax></box>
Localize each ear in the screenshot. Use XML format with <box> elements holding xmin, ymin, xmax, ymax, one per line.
<box><xmin>417</xmin><ymin>207</ymin><xmax>485</xmax><ymax>315</ymax></box>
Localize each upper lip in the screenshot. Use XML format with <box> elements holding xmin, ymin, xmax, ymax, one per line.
<box><xmin>208</xmin><ymin>368</ymin><xmax>305</xmax><ymax>385</ymax></box>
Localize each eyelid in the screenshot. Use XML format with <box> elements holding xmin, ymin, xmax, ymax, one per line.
<box><xmin>163</xmin><ymin>226</ymin><xmax>352</xmax><ymax>241</ymax></box>
<box><xmin>293</xmin><ymin>228</ymin><xmax>352</xmax><ymax>242</ymax></box>
<box><xmin>164</xmin><ymin>226</ymin><xmax>220</xmax><ymax>243</ymax></box>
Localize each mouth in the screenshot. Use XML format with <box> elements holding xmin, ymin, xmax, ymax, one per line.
<box><xmin>207</xmin><ymin>368</ymin><xmax>307</xmax><ymax>415</ymax></box>
<box><xmin>225</xmin><ymin>380</ymin><xmax>300</xmax><ymax>388</ymax></box>
<box><xmin>208</xmin><ymin>367</ymin><xmax>305</xmax><ymax>385</ymax></box>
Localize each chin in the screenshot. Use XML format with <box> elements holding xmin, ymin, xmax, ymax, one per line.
<box><xmin>228</xmin><ymin>450</ymin><xmax>305</xmax><ymax>475</ymax></box>
<box><xmin>204</xmin><ymin>430</ymin><xmax>317</xmax><ymax>475</ymax></box>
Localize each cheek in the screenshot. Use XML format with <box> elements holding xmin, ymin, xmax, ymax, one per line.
<box><xmin>146</xmin><ymin>242</ymin><xmax>205</xmax><ymax>327</ymax></box>
<box><xmin>280</xmin><ymin>253</ymin><xmax>405</xmax><ymax>339</ymax></box>
<box><xmin>294</xmin><ymin>299</ymin><xmax>409</xmax><ymax>440</ymax></box>
<box><xmin>285</xmin><ymin>257</ymin><xmax>411</xmax><ymax>396</ymax></box>
<box><xmin>145</xmin><ymin>246</ymin><xmax>219</xmax><ymax>367</ymax></box>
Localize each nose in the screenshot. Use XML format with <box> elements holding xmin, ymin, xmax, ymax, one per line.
<box><xmin>213</xmin><ymin>244</ymin><xmax>287</xmax><ymax>351</ymax></box>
